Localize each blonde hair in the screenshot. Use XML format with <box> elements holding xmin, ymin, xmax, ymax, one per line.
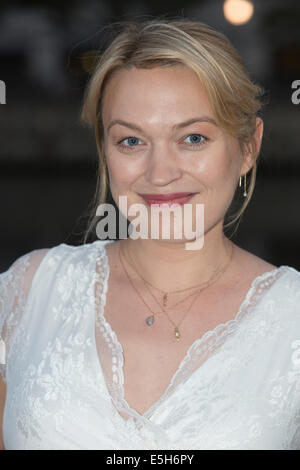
<box><xmin>80</xmin><ymin>17</ymin><xmax>267</xmax><ymax>243</ymax></box>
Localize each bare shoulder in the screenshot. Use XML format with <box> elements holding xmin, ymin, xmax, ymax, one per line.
<box><xmin>230</xmin><ymin>243</ymin><xmax>278</xmax><ymax>284</ymax></box>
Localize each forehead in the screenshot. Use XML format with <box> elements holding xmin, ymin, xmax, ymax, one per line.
<box><xmin>101</xmin><ymin>66</ymin><xmax>214</xmax><ymax>124</ymax></box>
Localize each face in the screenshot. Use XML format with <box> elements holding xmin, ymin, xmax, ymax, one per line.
<box><xmin>101</xmin><ymin>65</ymin><xmax>261</xmax><ymax>243</ymax></box>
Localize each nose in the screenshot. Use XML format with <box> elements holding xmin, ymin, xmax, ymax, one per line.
<box><xmin>144</xmin><ymin>143</ymin><xmax>183</xmax><ymax>186</ymax></box>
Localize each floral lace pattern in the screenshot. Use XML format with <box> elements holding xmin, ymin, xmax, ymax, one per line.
<box><xmin>0</xmin><ymin>252</ymin><xmax>32</xmax><ymax>383</ymax></box>
<box><xmin>1</xmin><ymin>240</ymin><xmax>300</xmax><ymax>449</ymax></box>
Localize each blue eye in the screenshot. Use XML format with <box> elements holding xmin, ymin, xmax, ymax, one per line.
<box><xmin>184</xmin><ymin>134</ymin><xmax>206</xmax><ymax>146</ymax></box>
<box><xmin>116</xmin><ymin>133</ymin><xmax>208</xmax><ymax>152</ymax></box>
<box><xmin>118</xmin><ymin>137</ymin><xmax>141</xmax><ymax>148</ymax></box>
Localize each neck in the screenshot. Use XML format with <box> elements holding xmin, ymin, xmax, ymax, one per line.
<box><xmin>120</xmin><ymin>225</ymin><xmax>234</xmax><ymax>292</ymax></box>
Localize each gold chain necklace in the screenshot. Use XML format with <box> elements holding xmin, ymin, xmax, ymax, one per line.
<box><xmin>123</xmin><ymin>243</ymin><xmax>233</xmax><ymax>311</ymax></box>
<box><xmin>119</xmin><ymin>242</ymin><xmax>234</xmax><ymax>340</ymax></box>
<box><xmin>121</xmin><ymin>245</ymin><xmax>228</xmax><ymax>308</ymax></box>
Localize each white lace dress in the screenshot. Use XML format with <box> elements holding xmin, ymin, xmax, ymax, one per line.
<box><xmin>1</xmin><ymin>239</ymin><xmax>300</xmax><ymax>450</ymax></box>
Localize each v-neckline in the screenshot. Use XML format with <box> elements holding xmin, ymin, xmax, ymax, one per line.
<box><xmin>92</xmin><ymin>239</ymin><xmax>287</xmax><ymax>422</ymax></box>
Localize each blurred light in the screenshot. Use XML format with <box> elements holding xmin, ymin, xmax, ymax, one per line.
<box><xmin>223</xmin><ymin>0</ymin><xmax>254</xmax><ymax>25</ymax></box>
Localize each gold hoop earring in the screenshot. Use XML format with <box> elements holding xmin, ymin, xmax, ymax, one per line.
<box><xmin>239</xmin><ymin>174</ymin><xmax>247</xmax><ymax>197</ymax></box>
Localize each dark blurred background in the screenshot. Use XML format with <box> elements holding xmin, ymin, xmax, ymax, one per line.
<box><xmin>0</xmin><ymin>0</ymin><xmax>299</xmax><ymax>271</ymax></box>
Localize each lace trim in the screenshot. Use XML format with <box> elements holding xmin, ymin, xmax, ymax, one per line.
<box><xmin>94</xmin><ymin>241</ymin><xmax>157</xmax><ymax>441</ymax></box>
<box><xmin>94</xmin><ymin>241</ymin><xmax>124</xmax><ymax>398</ymax></box>
<box><xmin>94</xmin><ymin>240</ymin><xmax>289</xmax><ymax>423</ymax></box>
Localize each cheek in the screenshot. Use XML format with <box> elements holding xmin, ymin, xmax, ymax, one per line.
<box><xmin>107</xmin><ymin>152</ymin><xmax>142</xmax><ymax>190</ymax></box>
<box><xmin>191</xmin><ymin>157</ymin><xmax>229</xmax><ymax>188</ymax></box>
<box><xmin>204</xmin><ymin>144</ymin><xmax>238</xmax><ymax>185</ymax></box>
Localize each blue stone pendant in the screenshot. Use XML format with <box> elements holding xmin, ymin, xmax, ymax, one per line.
<box><xmin>146</xmin><ymin>315</ymin><xmax>155</xmax><ymax>326</ymax></box>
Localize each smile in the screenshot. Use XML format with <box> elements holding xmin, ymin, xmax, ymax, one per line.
<box><xmin>138</xmin><ymin>192</ymin><xmax>196</xmax><ymax>207</ymax></box>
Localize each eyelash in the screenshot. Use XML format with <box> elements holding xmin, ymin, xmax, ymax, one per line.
<box><xmin>116</xmin><ymin>134</ymin><xmax>208</xmax><ymax>152</ymax></box>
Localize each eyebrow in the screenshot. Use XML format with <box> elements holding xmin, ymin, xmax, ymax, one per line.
<box><xmin>107</xmin><ymin>116</ymin><xmax>218</xmax><ymax>134</ymax></box>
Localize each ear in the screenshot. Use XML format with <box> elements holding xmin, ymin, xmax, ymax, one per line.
<box><xmin>240</xmin><ymin>117</ymin><xmax>264</xmax><ymax>175</ymax></box>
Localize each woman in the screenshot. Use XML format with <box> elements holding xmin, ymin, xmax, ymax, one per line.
<box><xmin>1</xmin><ymin>18</ymin><xmax>300</xmax><ymax>450</ymax></box>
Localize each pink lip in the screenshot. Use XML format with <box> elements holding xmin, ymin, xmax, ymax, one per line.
<box><xmin>139</xmin><ymin>192</ymin><xmax>194</xmax><ymax>200</ymax></box>
<box><xmin>138</xmin><ymin>192</ymin><xmax>196</xmax><ymax>207</ymax></box>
